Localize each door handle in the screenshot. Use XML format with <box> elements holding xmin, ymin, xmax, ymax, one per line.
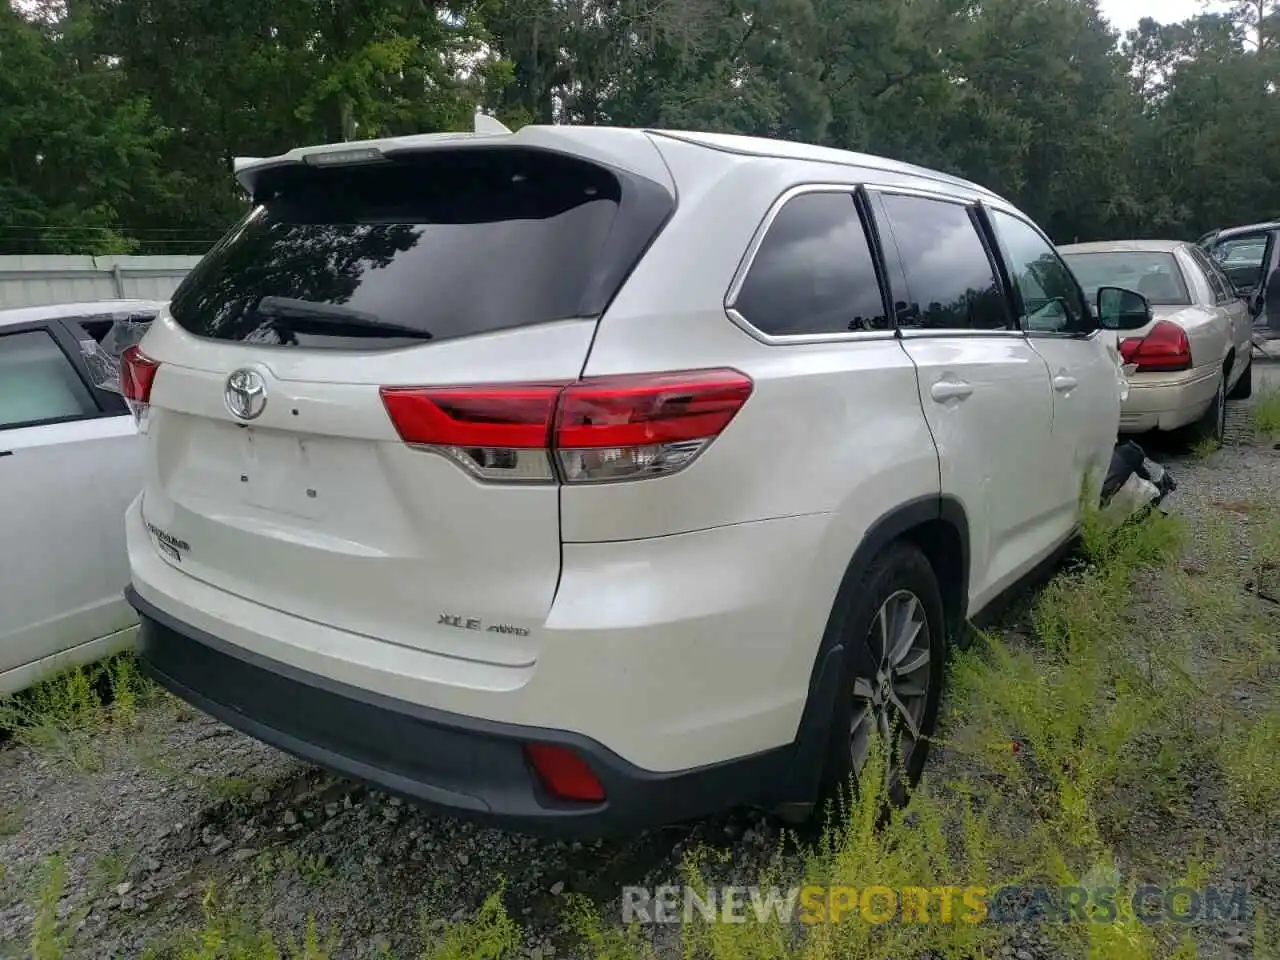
<box><xmin>1053</xmin><ymin>374</ymin><xmax>1078</xmax><ymax>392</ymax></box>
<box><xmin>929</xmin><ymin>379</ymin><xmax>974</xmax><ymax>402</ymax></box>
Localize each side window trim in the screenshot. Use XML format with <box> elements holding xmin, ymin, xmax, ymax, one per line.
<box><xmin>724</xmin><ymin>182</ymin><xmax>897</xmax><ymax>345</ymax></box>
<box><xmin>0</xmin><ymin>321</ymin><xmax>118</xmax><ymax>434</ymax></box>
<box><xmin>867</xmin><ymin>186</ymin><xmax>1021</xmax><ymax>338</ymax></box>
<box><xmin>982</xmin><ymin>205</ymin><xmax>1094</xmax><ymax>339</ymax></box>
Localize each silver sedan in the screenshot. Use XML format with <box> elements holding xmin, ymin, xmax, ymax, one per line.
<box><xmin>1061</xmin><ymin>240</ymin><xmax>1254</xmax><ymax>442</ymax></box>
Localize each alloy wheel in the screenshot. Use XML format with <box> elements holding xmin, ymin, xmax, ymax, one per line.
<box><xmin>849</xmin><ymin>589</ymin><xmax>932</xmax><ymax>776</ymax></box>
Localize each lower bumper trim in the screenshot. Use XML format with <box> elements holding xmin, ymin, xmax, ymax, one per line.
<box><xmin>126</xmin><ymin>586</ymin><xmax>800</xmax><ymax>837</ymax></box>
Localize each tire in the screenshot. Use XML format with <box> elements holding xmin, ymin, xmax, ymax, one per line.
<box><xmin>812</xmin><ymin>541</ymin><xmax>947</xmax><ymax>820</ymax></box>
<box><xmin>1189</xmin><ymin>374</ymin><xmax>1226</xmax><ymax>446</ymax></box>
<box><xmin>1229</xmin><ymin>353</ymin><xmax>1253</xmax><ymax>399</ymax></box>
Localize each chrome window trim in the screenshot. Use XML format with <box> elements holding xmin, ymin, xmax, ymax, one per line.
<box><xmin>897</xmin><ymin>327</ymin><xmax>1030</xmax><ymax>340</ymax></box>
<box><xmin>863</xmin><ymin>182</ymin><xmax>979</xmax><ymax>205</ymax></box>
<box><xmin>724</xmin><ymin>179</ymin><xmax>1039</xmax><ymax>345</ymax></box>
<box><xmin>722</xmin><ymin>307</ymin><xmax>899</xmax><ymax>345</ymax></box>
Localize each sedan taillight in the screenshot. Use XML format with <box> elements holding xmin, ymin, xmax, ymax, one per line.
<box><xmin>1119</xmin><ymin>320</ymin><xmax>1192</xmax><ymax>373</ymax></box>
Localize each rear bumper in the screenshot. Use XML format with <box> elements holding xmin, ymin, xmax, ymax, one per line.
<box><xmin>1119</xmin><ymin>364</ymin><xmax>1219</xmax><ymax>433</ymax></box>
<box><xmin>130</xmin><ymin>586</ymin><xmax>797</xmax><ymax>837</ymax></box>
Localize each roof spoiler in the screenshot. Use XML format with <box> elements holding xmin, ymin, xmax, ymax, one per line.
<box><xmin>232</xmin><ymin>115</ymin><xmax>514</xmax><ymax>193</ymax></box>
<box><xmin>473</xmin><ymin>113</ymin><xmax>513</xmax><ymax>136</ymax></box>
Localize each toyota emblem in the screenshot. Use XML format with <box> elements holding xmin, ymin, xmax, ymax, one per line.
<box><xmin>224</xmin><ymin>368</ymin><xmax>268</xmax><ymax>421</ymax></box>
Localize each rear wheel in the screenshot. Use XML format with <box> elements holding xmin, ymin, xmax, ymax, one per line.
<box><xmin>1229</xmin><ymin>353</ymin><xmax>1253</xmax><ymax>399</ymax></box>
<box><xmin>814</xmin><ymin>541</ymin><xmax>947</xmax><ymax>819</ymax></box>
<box><xmin>1188</xmin><ymin>374</ymin><xmax>1226</xmax><ymax>447</ymax></box>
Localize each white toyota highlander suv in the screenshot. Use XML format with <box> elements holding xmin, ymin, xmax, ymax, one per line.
<box><xmin>122</xmin><ymin>122</ymin><xmax>1149</xmax><ymax>835</ymax></box>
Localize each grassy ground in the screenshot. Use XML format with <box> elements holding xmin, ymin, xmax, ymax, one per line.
<box><xmin>5</xmin><ymin>390</ymin><xmax>1280</xmax><ymax>960</ymax></box>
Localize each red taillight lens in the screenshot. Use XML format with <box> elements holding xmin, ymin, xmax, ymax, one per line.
<box><xmin>379</xmin><ymin>383</ymin><xmax>563</xmax><ymax>482</ymax></box>
<box><xmin>378</xmin><ymin>384</ymin><xmax>563</xmax><ymax>448</ymax></box>
<box><xmin>555</xmin><ymin>369</ymin><xmax>752</xmax><ymax>482</ymax></box>
<box><xmin>1119</xmin><ymin>320</ymin><xmax>1192</xmax><ymax>373</ymax></box>
<box><xmin>120</xmin><ymin>345</ymin><xmax>160</xmax><ymax>402</ymax></box>
<box><xmin>378</xmin><ymin>368</ymin><xmax>752</xmax><ymax>484</ymax></box>
<box><xmin>120</xmin><ymin>345</ymin><xmax>160</xmax><ymax>429</ymax></box>
<box><xmin>524</xmin><ymin>743</ymin><xmax>606</xmax><ymax>803</ymax></box>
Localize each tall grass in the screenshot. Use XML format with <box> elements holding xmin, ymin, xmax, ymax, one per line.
<box><xmin>0</xmin><ymin>653</ymin><xmax>158</xmax><ymax>769</ymax></box>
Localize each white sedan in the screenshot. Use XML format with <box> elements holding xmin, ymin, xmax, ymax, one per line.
<box><xmin>1061</xmin><ymin>240</ymin><xmax>1254</xmax><ymax>442</ymax></box>
<box><xmin>0</xmin><ymin>300</ymin><xmax>160</xmax><ymax>695</ymax></box>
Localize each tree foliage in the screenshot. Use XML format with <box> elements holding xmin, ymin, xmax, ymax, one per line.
<box><xmin>5</xmin><ymin>0</ymin><xmax>1280</xmax><ymax>254</ymax></box>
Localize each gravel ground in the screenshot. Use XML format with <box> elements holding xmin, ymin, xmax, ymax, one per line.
<box><xmin>1</xmin><ymin>358</ymin><xmax>1277</xmax><ymax>959</ymax></box>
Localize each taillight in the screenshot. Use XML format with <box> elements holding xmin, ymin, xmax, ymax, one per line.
<box><xmin>120</xmin><ymin>345</ymin><xmax>160</xmax><ymax>430</ymax></box>
<box><xmin>524</xmin><ymin>743</ymin><xmax>606</xmax><ymax>803</ymax></box>
<box><xmin>379</xmin><ymin>368</ymin><xmax>753</xmax><ymax>484</ymax></box>
<box><xmin>380</xmin><ymin>383</ymin><xmax>562</xmax><ymax>482</ymax></box>
<box><xmin>1119</xmin><ymin>320</ymin><xmax>1192</xmax><ymax>373</ymax></box>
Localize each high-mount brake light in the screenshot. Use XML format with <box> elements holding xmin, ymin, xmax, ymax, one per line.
<box><xmin>303</xmin><ymin>146</ymin><xmax>386</xmax><ymax>166</ymax></box>
<box><xmin>379</xmin><ymin>369</ymin><xmax>753</xmax><ymax>484</ymax></box>
<box><xmin>120</xmin><ymin>345</ymin><xmax>161</xmax><ymax>432</ymax></box>
<box><xmin>1119</xmin><ymin>319</ymin><xmax>1193</xmax><ymax>373</ymax></box>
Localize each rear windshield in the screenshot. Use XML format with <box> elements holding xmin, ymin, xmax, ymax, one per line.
<box><xmin>169</xmin><ymin>148</ymin><xmax>628</xmax><ymax>347</ymax></box>
<box><xmin>1061</xmin><ymin>251</ymin><xmax>1192</xmax><ymax>306</ymax></box>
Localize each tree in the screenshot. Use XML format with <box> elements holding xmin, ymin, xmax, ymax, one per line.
<box><xmin>0</xmin><ymin>3</ymin><xmax>173</xmax><ymax>254</ymax></box>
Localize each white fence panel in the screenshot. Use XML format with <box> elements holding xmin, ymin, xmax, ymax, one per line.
<box><xmin>0</xmin><ymin>255</ymin><xmax>202</xmax><ymax>310</ymax></box>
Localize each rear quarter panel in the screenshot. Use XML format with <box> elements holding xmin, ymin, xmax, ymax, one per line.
<box><xmin>573</xmin><ymin>145</ymin><xmax>942</xmax><ymax>691</ymax></box>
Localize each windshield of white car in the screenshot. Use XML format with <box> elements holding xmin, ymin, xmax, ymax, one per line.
<box><xmin>1062</xmin><ymin>251</ymin><xmax>1192</xmax><ymax>306</ymax></box>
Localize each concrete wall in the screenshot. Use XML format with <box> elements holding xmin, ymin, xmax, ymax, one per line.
<box><xmin>0</xmin><ymin>255</ymin><xmax>202</xmax><ymax>310</ymax></box>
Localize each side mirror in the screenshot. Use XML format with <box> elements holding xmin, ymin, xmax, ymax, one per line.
<box><xmin>1097</xmin><ymin>286</ymin><xmax>1152</xmax><ymax>331</ymax></box>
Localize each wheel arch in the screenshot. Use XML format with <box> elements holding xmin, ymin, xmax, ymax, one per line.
<box><xmin>777</xmin><ymin>494</ymin><xmax>969</xmax><ymax>805</ymax></box>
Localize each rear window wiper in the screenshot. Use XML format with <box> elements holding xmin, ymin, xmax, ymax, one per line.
<box><xmin>255</xmin><ymin>296</ymin><xmax>432</xmax><ymax>340</ymax></box>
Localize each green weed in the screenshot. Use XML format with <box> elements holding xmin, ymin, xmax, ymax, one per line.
<box><xmin>90</xmin><ymin>844</ymin><xmax>137</xmax><ymax>896</ymax></box>
<box><xmin>30</xmin><ymin>855</ymin><xmax>69</xmax><ymax>960</ymax></box>
<box><xmin>424</xmin><ymin>884</ymin><xmax>522</xmax><ymax>960</ymax></box>
<box><xmin>0</xmin><ymin>653</ymin><xmax>157</xmax><ymax>769</ymax></box>
<box><xmin>1189</xmin><ymin>435</ymin><xmax>1220</xmax><ymax>461</ymax></box>
<box><xmin>1252</xmin><ymin>388</ymin><xmax>1280</xmax><ymax>439</ymax></box>
<box><xmin>160</xmin><ymin>887</ymin><xmax>337</xmax><ymax>960</ymax></box>
<box><xmin>1220</xmin><ymin>707</ymin><xmax>1280</xmax><ymax>813</ymax></box>
<box><xmin>0</xmin><ymin>805</ymin><xmax>23</xmax><ymax>837</ymax></box>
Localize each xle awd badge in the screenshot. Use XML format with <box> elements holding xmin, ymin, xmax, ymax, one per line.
<box><xmin>225</xmin><ymin>368</ymin><xmax>267</xmax><ymax>421</ymax></box>
<box><xmin>438</xmin><ymin>613</ymin><xmax>530</xmax><ymax>637</ymax></box>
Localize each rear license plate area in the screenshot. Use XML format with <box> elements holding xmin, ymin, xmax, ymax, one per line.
<box><xmin>237</xmin><ymin>426</ymin><xmax>322</xmax><ymax>519</ymax></box>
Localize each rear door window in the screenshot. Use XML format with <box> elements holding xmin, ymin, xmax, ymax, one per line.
<box><xmin>169</xmin><ymin>148</ymin><xmax>670</xmax><ymax>348</ymax></box>
<box><xmin>873</xmin><ymin>193</ymin><xmax>1010</xmax><ymax>331</ymax></box>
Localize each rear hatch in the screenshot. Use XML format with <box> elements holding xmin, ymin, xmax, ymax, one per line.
<box><xmin>133</xmin><ymin>141</ymin><xmax>674</xmax><ymax>666</ymax></box>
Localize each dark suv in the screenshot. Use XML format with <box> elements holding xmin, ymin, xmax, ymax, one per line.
<box><xmin>1199</xmin><ymin>221</ymin><xmax>1280</xmax><ymax>342</ymax></box>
